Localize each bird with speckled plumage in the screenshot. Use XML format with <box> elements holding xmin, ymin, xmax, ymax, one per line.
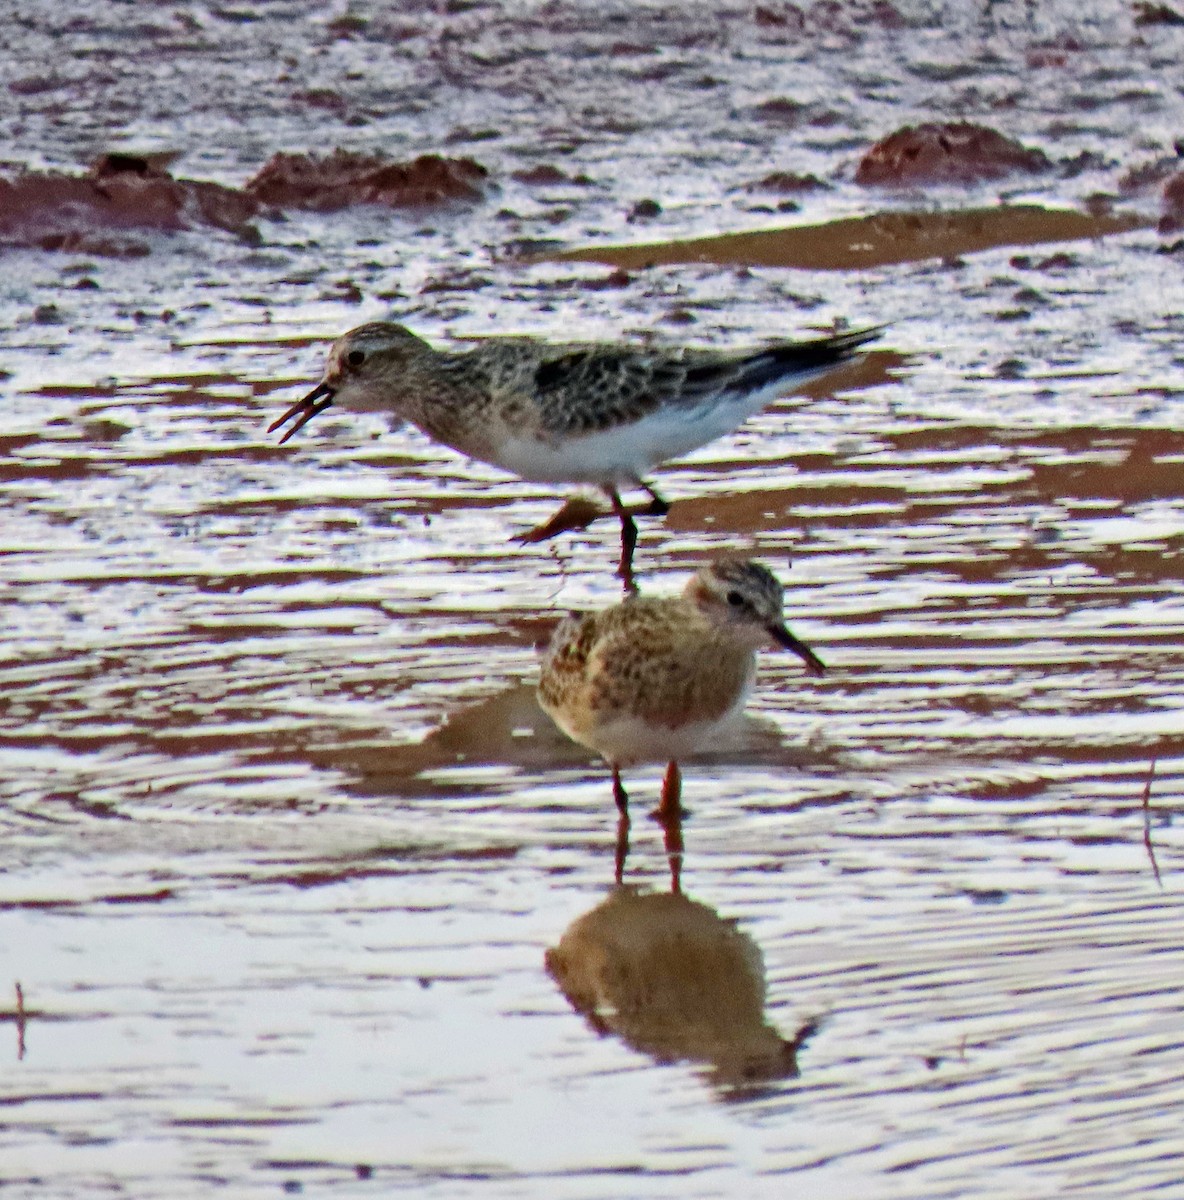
<box><xmin>269</xmin><ymin>322</ymin><xmax>879</xmax><ymax>590</ymax></box>
<box><xmin>536</xmin><ymin>557</ymin><xmax>825</xmax><ymax>867</ymax></box>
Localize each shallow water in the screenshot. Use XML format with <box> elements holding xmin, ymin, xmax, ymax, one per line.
<box><xmin>4</xmin><ymin>1</ymin><xmax>1184</xmax><ymax>1196</ymax></box>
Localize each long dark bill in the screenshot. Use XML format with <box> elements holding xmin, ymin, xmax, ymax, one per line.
<box><xmin>768</xmin><ymin>623</ymin><xmax>826</xmax><ymax>676</ymax></box>
<box><xmin>268</xmin><ymin>382</ymin><xmax>335</xmax><ymax>445</ymax></box>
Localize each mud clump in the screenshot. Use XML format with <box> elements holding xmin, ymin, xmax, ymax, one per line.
<box><xmin>627</xmin><ymin>198</ymin><xmax>662</xmax><ymax>222</ymax></box>
<box><xmin>1024</xmin><ymin>33</ymin><xmax>1084</xmax><ymax>69</ymax></box>
<box><xmin>855</xmin><ymin>122</ymin><xmax>1051</xmax><ymax>187</ymax></box>
<box><xmin>0</xmin><ymin>153</ymin><xmax>263</xmax><ymax>253</ymax></box>
<box><xmin>0</xmin><ymin>150</ymin><xmax>492</xmax><ymax>253</ymax></box>
<box><xmin>1159</xmin><ymin>172</ymin><xmax>1184</xmax><ymax>233</ymax></box>
<box><xmin>751</xmin><ymin>97</ymin><xmax>806</xmax><ymax>126</ymax></box>
<box><xmin>244</xmin><ymin>150</ymin><xmax>489</xmax><ymax>210</ymax></box>
<box><xmin>1119</xmin><ymin>155</ymin><xmax>1182</xmax><ymax>194</ymax></box>
<box><xmin>511</xmin><ymin>164</ymin><xmax>590</xmax><ymax>187</ymax></box>
<box><xmin>1133</xmin><ymin>2</ymin><xmax>1184</xmax><ymax>25</ymax></box>
<box><xmin>744</xmin><ymin>171</ymin><xmax>827</xmax><ymax>194</ymax></box>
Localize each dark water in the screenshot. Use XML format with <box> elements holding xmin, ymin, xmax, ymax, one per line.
<box><xmin>3</xmin><ymin>2</ymin><xmax>1184</xmax><ymax>1196</ymax></box>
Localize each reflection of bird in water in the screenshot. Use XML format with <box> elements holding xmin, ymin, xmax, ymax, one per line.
<box><xmin>537</xmin><ymin>557</ymin><xmax>825</xmax><ymax>887</ymax></box>
<box><xmin>546</xmin><ymin>885</ymin><xmax>819</xmax><ymax>1094</ymax></box>
<box><xmin>268</xmin><ymin>322</ymin><xmax>879</xmax><ymax>590</ymax></box>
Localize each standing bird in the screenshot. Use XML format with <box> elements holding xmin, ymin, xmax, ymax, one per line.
<box><xmin>536</xmin><ymin>557</ymin><xmax>825</xmax><ymax>885</ymax></box>
<box><xmin>269</xmin><ymin>322</ymin><xmax>880</xmax><ymax>590</ymax></box>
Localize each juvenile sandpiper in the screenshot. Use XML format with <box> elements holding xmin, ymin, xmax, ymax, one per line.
<box><xmin>536</xmin><ymin>557</ymin><xmax>825</xmax><ymax>880</ymax></box>
<box><xmin>270</xmin><ymin>322</ymin><xmax>879</xmax><ymax>590</ymax></box>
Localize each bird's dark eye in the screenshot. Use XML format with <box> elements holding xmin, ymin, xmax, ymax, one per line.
<box><xmin>726</xmin><ymin>590</ymin><xmax>745</xmax><ymax>607</ymax></box>
<box><xmin>346</xmin><ymin>349</ymin><xmax>366</xmax><ymax>367</ymax></box>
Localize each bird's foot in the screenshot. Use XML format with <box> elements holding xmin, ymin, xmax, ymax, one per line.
<box><xmin>517</xmin><ymin>496</ymin><xmax>608</xmax><ymax>544</ymax></box>
<box><xmin>519</xmin><ymin>489</ymin><xmax>672</xmax><ymax>595</ymax></box>
<box><xmin>519</xmin><ymin>493</ymin><xmax>670</xmax><ymax>547</ymax></box>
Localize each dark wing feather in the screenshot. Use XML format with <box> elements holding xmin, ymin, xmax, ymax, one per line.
<box><xmin>532</xmin><ymin>351</ymin><xmax>687</xmax><ymax>435</ymax></box>
<box><xmin>526</xmin><ymin>327</ymin><xmax>882</xmax><ymax>437</ymax></box>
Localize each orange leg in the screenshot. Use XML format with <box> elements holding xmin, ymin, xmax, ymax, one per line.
<box><xmin>657</xmin><ymin>760</ymin><xmax>682</xmax><ymax>819</ymax></box>
<box><xmin>657</xmin><ymin>761</ymin><xmax>684</xmax><ymax>894</ymax></box>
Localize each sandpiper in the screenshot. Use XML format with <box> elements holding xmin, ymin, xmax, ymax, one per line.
<box><xmin>269</xmin><ymin>322</ymin><xmax>880</xmax><ymax>590</ymax></box>
<box><xmin>537</xmin><ymin>557</ymin><xmax>824</xmax><ymax>882</ymax></box>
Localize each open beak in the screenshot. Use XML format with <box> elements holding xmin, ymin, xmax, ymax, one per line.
<box><xmin>268</xmin><ymin>382</ymin><xmax>335</xmax><ymax>445</ymax></box>
<box><xmin>768</xmin><ymin>623</ymin><xmax>826</xmax><ymax>676</ymax></box>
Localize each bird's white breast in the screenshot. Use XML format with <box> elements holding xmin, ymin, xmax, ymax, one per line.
<box><xmin>547</xmin><ymin>675</ymin><xmax>755</xmax><ymax>767</ymax></box>
<box><xmin>488</xmin><ymin>384</ymin><xmax>796</xmax><ymax>485</ymax></box>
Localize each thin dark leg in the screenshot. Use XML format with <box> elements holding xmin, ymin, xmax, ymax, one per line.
<box><xmin>657</xmin><ymin>761</ymin><xmax>684</xmax><ymax>895</ymax></box>
<box><xmin>614</xmin><ymin>814</ymin><xmax>630</xmax><ymax>885</ymax></box>
<box><xmin>612</xmin><ymin>765</ymin><xmax>631</xmax><ymax>885</ymax></box>
<box><xmin>612</xmin><ymin>765</ymin><xmax>630</xmax><ymax>819</ymax></box>
<box><xmin>606</xmin><ymin>488</ymin><xmax>639</xmax><ymax>593</ymax></box>
<box><xmin>638</xmin><ymin>480</ymin><xmax>670</xmax><ymax>517</ymax></box>
<box><xmin>522</xmin><ymin>483</ymin><xmax>670</xmax><ymax>582</ymax></box>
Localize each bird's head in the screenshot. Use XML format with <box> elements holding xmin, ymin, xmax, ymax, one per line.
<box><xmin>685</xmin><ymin>557</ymin><xmax>825</xmax><ymax>675</ymax></box>
<box><xmin>268</xmin><ymin>322</ymin><xmax>430</xmax><ymax>444</ymax></box>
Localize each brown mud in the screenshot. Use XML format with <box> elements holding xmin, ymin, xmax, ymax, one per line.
<box><xmin>854</xmin><ymin>121</ymin><xmax>1052</xmax><ymax>187</ymax></box>
<box><xmin>556</xmin><ymin>204</ymin><xmax>1149</xmax><ymax>270</ymax></box>
<box><xmin>244</xmin><ymin>150</ymin><xmax>490</xmax><ymax>210</ymax></box>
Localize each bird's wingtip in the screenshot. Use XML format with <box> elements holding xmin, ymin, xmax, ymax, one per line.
<box><xmin>833</xmin><ymin>323</ymin><xmax>887</xmax><ymax>350</ymax></box>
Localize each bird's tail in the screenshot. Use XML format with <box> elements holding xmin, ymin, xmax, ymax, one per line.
<box><xmin>767</xmin><ymin>326</ymin><xmax>878</xmax><ymax>372</ymax></box>
<box><xmin>744</xmin><ymin>325</ymin><xmax>884</xmax><ymax>390</ymax></box>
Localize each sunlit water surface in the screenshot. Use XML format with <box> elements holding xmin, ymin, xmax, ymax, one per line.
<box><xmin>3</xmin><ymin>2</ymin><xmax>1184</xmax><ymax>1196</ymax></box>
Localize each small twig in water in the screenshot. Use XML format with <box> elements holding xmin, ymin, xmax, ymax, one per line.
<box><xmin>1142</xmin><ymin>758</ymin><xmax>1162</xmax><ymax>889</ymax></box>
